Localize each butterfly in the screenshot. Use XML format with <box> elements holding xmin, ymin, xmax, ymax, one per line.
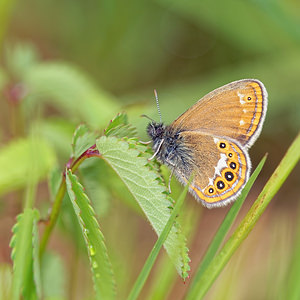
<box><xmin>147</xmin><ymin>79</ymin><xmax>267</xmax><ymax>208</ymax></box>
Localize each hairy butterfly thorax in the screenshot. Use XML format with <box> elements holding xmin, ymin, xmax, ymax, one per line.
<box><xmin>147</xmin><ymin>122</ymin><xmax>194</xmax><ymax>177</ymax></box>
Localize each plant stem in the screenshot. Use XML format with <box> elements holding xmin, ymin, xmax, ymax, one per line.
<box><xmin>39</xmin><ymin>145</ymin><xmax>101</xmax><ymax>258</ymax></box>
<box><xmin>39</xmin><ymin>177</ymin><xmax>66</xmax><ymax>257</ymax></box>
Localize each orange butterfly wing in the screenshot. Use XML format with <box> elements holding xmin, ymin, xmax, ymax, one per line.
<box><xmin>173</xmin><ymin>131</ymin><xmax>250</xmax><ymax>208</ymax></box>
<box><xmin>172</xmin><ymin>79</ymin><xmax>267</xmax><ymax>148</ymax></box>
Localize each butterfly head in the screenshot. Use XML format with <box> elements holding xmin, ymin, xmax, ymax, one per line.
<box><xmin>147</xmin><ymin>122</ymin><xmax>165</xmax><ymax>142</ymax></box>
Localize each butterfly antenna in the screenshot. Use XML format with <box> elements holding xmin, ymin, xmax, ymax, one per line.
<box><xmin>154</xmin><ymin>89</ymin><xmax>162</xmax><ymax>123</ymax></box>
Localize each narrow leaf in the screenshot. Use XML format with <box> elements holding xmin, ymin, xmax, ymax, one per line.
<box><xmin>127</xmin><ymin>177</ymin><xmax>190</xmax><ymax>300</ymax></box>
<box><xmin>104</xmin><ymin>113</ymin><xmax>128</xmax><ymax>134</ymax></box>
<box><xmin>187</xmin><ymin>155</ymin><xmax>267</xmax><ymax>299</ymax></box>
<box><xmin>72</xmin><ymin>124</ymin><xmax>97</xmax><ymax>158</ymax></box>
<box><xmin>188</xmin><ymin>132</ymin><xmax>300</xmax><ymax>299</ymax></box>
<box><xmin>105</xmin><ymin>113</ymin><xmax>137</xmax><ymax>138</ymax></box>
<box><xmin>284</xmin><ymin>206</ymin><xmax>300</xmax><ymax>299</ymax></box>
<box><xmin>25</xmin><ymin>63</ymin><xmax>120</xmax><ymax>128</ymax></box>
<box><xmin>66</xmin><ymin>169</ymin><xmax>116</xmax><ymax>300</ymax></box>
<box><xmin>0</xmin><ymin>138</ymin><xmax>56</xmax><ymax>196</ymax></box>
<box><xmin>10</xmin><ymin>209</ymin><xmax>40</xmax><ymax>300</ymax></box>
<box><xmin>96</xmin><ymin>136</ymin><xmax>190</xmax><ymax>278</ymax></box>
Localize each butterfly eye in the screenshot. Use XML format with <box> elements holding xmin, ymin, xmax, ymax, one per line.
<box><xmin>247</xmin><ymin>96</ymin><xmax>252</xmax><ymax>101</ymax></box>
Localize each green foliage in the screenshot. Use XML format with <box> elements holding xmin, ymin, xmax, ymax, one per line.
<box><xmin>187</xmin><ymin>155</ymin><xmax>267</xmax><ymax>299</ymax></box>
<box><xmin>24</xmin><ymin>62</ymin><xmax>120</xmax><ymax>128</ymax></box>
<box><xmin>71</xmin><ymin>124</ymin><xmax>97</xmax><ymax>158</ymax></box>
<box><xmin>10</xmin><ymin>209</ymin><xmax>40</xmax><ymax>300</ymax></box>
<box><xmin>127</xmin><ymin>176</ymin><xmax>191</xmax><ymax>300</ymax></box>
<box><xmin>284</xmin><ymin>207</ymin><xmax>300</xmax><ymax>300</ymax></box>
<box><xmin>0</xmin><ymin>137</ymin><xmax>56</xmax><ymax>195</ymax></box>
<box><xmin>1</xmin><ymin>1</ymin><xmax>300</xmax><ymax>295</ymax></box>
<box><xmin>66</xmin><ymin>169</ymin><xmax>116</xmax><ymax>300</ymax></box>
<box><xmin>105</xmin><ymin>113</ymin><xmax>137</xmax><ymax>138</ymax></box>
<box><xmin>4</xmin><ymin>109</ymin><xmax>298</xmax><ymax>299</ymax></box>
<box><xmin>187</xmin><ymin>133</ymin><xmax>300</xmax><ymax>299</ymax></box>
<box><xmin>96</xmin><ymin>136</ymin><xmax>190</xmax><ymax>278</ymax></box>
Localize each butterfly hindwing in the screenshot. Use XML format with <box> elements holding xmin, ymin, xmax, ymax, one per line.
<box><xmin>174</xmin><ymin>131</ymin><xmax>251</xmax><ymax>208</ymax></box>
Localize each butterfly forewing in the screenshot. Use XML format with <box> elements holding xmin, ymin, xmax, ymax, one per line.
<box><xmin>172</xmin><ymin>79</ymin><xmax>267</xmax><ymax>148</ymax></box>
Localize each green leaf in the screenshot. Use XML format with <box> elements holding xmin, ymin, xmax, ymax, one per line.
<box><xmin>4</xmin><ymin>43</ymin><xmax>40</xmax><ymax>79</ymax></box>
<box><xmin>96</xmin><ymin>136</ymin><xmax>190</xmax><ymax>278</ymax></box>
<box><xmin>10</xmin><ymin>208</ymin><xmax>40</xmax><ymax>300</ymax></box>
<box><xmin>284</xmin><ymin>207</ymin><xmax>300</xmax><ymax>299</ymax></box>
<box><xmin>127</xmin><ymin>176</ymin><xmax>191</xmax><ymax>300</ymax></box>
<box><xmin>105</xmin><ymin>113</ymin><xmax>128</xmax><ymax>133</ymax></box>
<box><xmin>66</xmin><ymin>169</ymin><xmax>116</xmax><ymax>300</ymax></box>
<box><xmin>80</xmin><ymin>159</ymin><xmax>112</xmax><ymax>217</ymax></box>
<box><xmin>32</xmin><ymin>213</ymin><xmax>41</xmax><ymax>299</ymax></box>
<box><xmin>0</xmin><ymin>137</ymin><xmax>56</xmax><ymax>196</ymax></box>
<box><xmin>186</xmin><ymin>155</ymin><xmax>267</xmax><ymax>300</ymax></box>
<box><xmin>105</xmin><ymin>113</ymin><xmax>137</xmax><ymax>138</ymax></box>
<box><xmin>72</xmin><ymin>124</ymin><xmax>97</xmax><ymax>158</ymax></box>
<box><xmin>24</xmin><ymin>62</ymin><xmax>120</xmax><ymax>128</ymax></box>
<box><xmin>187</xmin><ymin>132</ymin><xmax>300</xmax><ymax>299</ymax></box>
<box><xmin>48</xmin><ymin>167</ymin><xmax>63</xmax><ymax>202</ymax></box>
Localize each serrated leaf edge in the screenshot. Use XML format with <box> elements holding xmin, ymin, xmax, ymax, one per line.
<box><xmin>97</xmin><ymin>136</ymin><xmax>190</xmax><ymax>278</ymax></box>
<box><xmin>66</xmin><ymin>169</ymin><xmax>116</xmax><ymax>299</ymax></box>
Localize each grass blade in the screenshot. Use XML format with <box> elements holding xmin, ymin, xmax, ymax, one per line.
<box><xmin>186</xmin><ymin>155</ymin><xmax>267</xmax><ymax>299</ymax></box>
<box><xmin>186</xmin><ymin>131</ymin><xmax>300</xmax><ymax>299</ymax></box>
<box><xmin>127</xmin><ymin>177</ymin><xmax>191</xmax><ymax>300</ymax></box>
<box><xmin>283</xmin><ymin>206</ymin><xmax>300</xmax><ymax>299</ymax></box>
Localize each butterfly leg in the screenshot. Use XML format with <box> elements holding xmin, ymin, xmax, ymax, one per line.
<box><xmin>139</xmin><ymin>140</ymin><xmax>152</xmax><ymax>145</ymax></box>
<box><xmin>168</xmin><ymin>168</ymin><xmax>175</xmax><ymax>193</ymax></box>
<box><xmin>148</xmin><ymin>139</ymin><xmax>164</xmax><ymax>161</ymax></box>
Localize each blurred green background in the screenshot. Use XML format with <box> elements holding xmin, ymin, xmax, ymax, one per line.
<box><xmin>0</xmin><ymin>0</ymin><xmax>300</xmax><ymax>299</ymax></box>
